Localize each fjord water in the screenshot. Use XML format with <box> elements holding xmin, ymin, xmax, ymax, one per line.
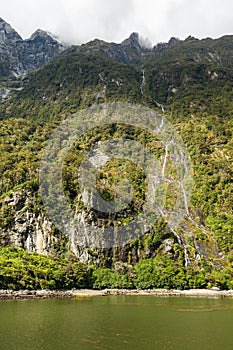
<box><xmin>1</xmin><ymin>296</ymin><xmax>233</xmax><ymax>350</ymax></box>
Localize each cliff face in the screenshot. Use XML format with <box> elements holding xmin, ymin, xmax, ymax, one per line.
<box><xmin>1</xmin><ymin>190</ymin><xmax>56</xmax><ymax>255</ymax></box>
<box><xmin>0</xmin><ymin>188</ymin><xmax>169</xmax><ymax>264</ymax></box>
<box><xmin>0</xmin><ymin>20</ymin><xmax>232</xmax><ymax>270</ymax></box>
<box><xmin>0</xmin><ymin>18</ymin><xmax>64</xmax><ymax>78</ymax></box>
<box><xmin>1</xmin><ymin>189</ymin><xmax>138</xmax><ymax>263</ymax></box>
<box><xmin>0</xmin><ymin>18</ymin><xmax>64</xmax><ymax>101</ymax></box>
<box><xmin>0</xmin><ymin>188</ymin><xmax>218</xmax><ymax>268</ymax></box>
<box><xmin>16</xmin><ymin>29</ymin><xmax>64</xmax><ymax>73</ymax></box>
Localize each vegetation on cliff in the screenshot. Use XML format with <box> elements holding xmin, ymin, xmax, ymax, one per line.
<box><xmin>0</xmin><ymin>34</ymin><xmax>233</xmax><ymax>289</ymax></box>
<box><xmin>1</xmin><ymin>246</ymin><xmax>233</xmax><ymax>290</ymax></box>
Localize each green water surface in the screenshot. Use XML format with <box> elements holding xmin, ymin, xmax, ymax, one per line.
<box><xmin>0</xmin><ymin>296</ymin><xmax>233</xmax><ymax>349</ymax></box>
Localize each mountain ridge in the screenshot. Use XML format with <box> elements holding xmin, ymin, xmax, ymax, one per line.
<box><xmin>0</xmin><ymin>18</ymin><xmax>64</xmax><ymax>81</ymax></box>
<box><xmin>0</xmin><ymin>18</ymin><xmax>233</xmax><ymax>290</ymax></box>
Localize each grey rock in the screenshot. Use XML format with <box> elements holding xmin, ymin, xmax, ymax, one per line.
<box><xmin>0</xmin><ymin>18</ymin><xmax>64</xmax><ymax>81</ymax></box>
<box><xmin>162</xmin><ymin>238</ymin><xmax>174</xmax><ymax>253</ymax></box>
<box><xmin>168</xmin><ymin>37</ymin><xmax>181</xmax><ymax>46</ymax></box>
<box><xmin>1</xmin><ymin>189</ymin><xmax>57</xmax><ymax>255</ymax></box>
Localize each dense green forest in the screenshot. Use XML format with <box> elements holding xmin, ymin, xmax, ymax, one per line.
<box><xmin>0</xmin><ymin>34</ymin><xmax>233</xmax><ymax>290</ymax></box>
<box><xmin>1</xmin><ymin>246</ymin><xmax>233</xmax><ymax>290</ymax></box>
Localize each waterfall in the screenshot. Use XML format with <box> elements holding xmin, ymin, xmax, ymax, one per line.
<box><xmin>155</xmin><ymin>101</ymin><xmax>165</xmax><ymax>112</ymax></box>
<box><xmin>183</xmin><ymin>244</ymin><xmax>190</xmax><ymax>267</ymax></box>
<box><xmin>156</xmin><ymin>134</ymin><xmax>192</xmax><ymax>266</ymax></box>
<box><xmin>171</xmin><ymin>228</ymin><xmax>190</xmax><ymax>267</ymax></box>
<box><xmin>159</xmin><ymin>115</ymin><xmax>164</xmax><ymax>131</ymax></box>
<box><xmin>162</xmin><ymin>142</ymin><xmax>169</xmax><ymax>178</ymax></box>
<box><xmin>140</xmin><ymin>70</ymin><xmax>145</xmax><ymax>95</ymax></box>
<box><xmin>180</xmin><ymin>181</ymin><xmax>190</xmax><ymax>217</ymax></box>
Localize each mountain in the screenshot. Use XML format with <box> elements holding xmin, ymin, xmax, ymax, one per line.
<box><xmin>0</xmin><ymin>21</ymin><xmax>233</xmax><ymax>290</ymax></box>
<box><xmin>0</xmin><ymin>18</ymin><xmax>64</xmax><ymax>100</ymax></box>
<box><xmin>0</xmin><ymin>18</ymin><xmax>64</xmax><ymax>77</ymax></box>
<box><xmin>76</xmin><ymin>32</ymin><xmax>151</xmax><ymax>67</ymax></box>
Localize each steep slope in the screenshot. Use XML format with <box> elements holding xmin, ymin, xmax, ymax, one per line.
<box><xmin>0</xmin><ymin>18</ymin><xmax>64</xmax><ymax>101</ymax></box>
<box><xmin>0</xmin><ymin>18</ymin><xmax>64</xmax><ymax>78</ymax></box>
<box><xmin>143</xmin><ymin>35</ymin><xmax>233</xmax><ymax>115</ymax></box>
<box><xmin>0</xmin><ymin>18</ymin><xmax>23</xmax><ymax>77</ymax></box>
<box><xmin>82</xmin><ymin>32</ymin><xmax>151</xmax><ymax>65</ymax></box>
<box><xmin>0</xmin><ymin>32</ymin><xmax>233</xmax><ymax>289</ymax></box>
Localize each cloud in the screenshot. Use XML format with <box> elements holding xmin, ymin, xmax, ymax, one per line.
<box><xmin>56</xmin><ymin>0</ymin><xmax>136</xmax><ymax>43</ymax></box>
<box><xmin>0</xmin><ymin>0</ymin><xmax>233</xmax><ymax>45</ymax></box>
<box><xmin>0</xmin><ymin>0</ymin><xmax>136</xmax><ymax>44</ymax></box>
<box><xmin>164</xmin><ymin>0</ymin><xmax>233</xmax><ymax>40</ymax></box>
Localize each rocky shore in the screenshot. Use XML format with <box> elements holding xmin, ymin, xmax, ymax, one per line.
<box><xmin>1</xmin><ymin>288</ymin><xmax>233</xmax><ymax>300</ymax></box>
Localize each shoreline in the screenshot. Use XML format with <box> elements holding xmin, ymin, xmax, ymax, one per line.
<box><xmin>1</xmin><ymin>288</ymin><xmax>233</xmax><ymax>300</ymax></box>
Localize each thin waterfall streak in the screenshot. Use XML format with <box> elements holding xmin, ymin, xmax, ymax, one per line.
<box><xmin>181</xmin><ymin>181</ymin><xmax>190</xmax><ymax>217</ymax></box>
<box><xmin>184</xmin><ymin>246</ymin><xmax>189</xmax><ymax>267</ymax></box>
<box><xmin>159</xmin><ymin>115</ymin><xmax>164</xmax><ymax>130</ymax></box>
<box><xmin>140</xmin><ymin>70</ymin><xmax>145</xmax><ymax>95</ymax></box>
<box><xmin>171</xmin><ymin>228</ymin><xmax>189</xmax><ymax>267</ymax></box>
<box><xmin>162</xmin><ymin>143</ymin><xmax>169</xmax><ymax>178</ymax></box>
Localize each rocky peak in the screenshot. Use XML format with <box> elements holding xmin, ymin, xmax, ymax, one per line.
<box><xmin>122</xmin><ymin>32</ymin><xmax>141</xmax><ymax>50</ymax></box>
<box><xmin>185</xmin><ymin>35</ymin><xmax>198</xmax><ymax>42</ymax></box>
<box><xmin>0</xmin><ymin>17</ymin><xmax>22</xmax><ymax>44</ymax></box>
<box><xmin>0</xmin><ymin>17</ymin><xmax>65</xmax><ymax>83</ymax></box>
<box><xmin>168</xmin><ymin>37</ymin><xmax>181</xmax><ymax>46</ymax></box>
<box><xmin>122</xmin><ymin>32</ymin><xmax>152</xmax><ymax>53</ymax></box>
<box><xmin>28</xmin><ymin>29</ymin><xmax>57</xmax><ymax>43</ymax></box>
<box><xmin>18</xmin><ymin>29</ymin><xmax>64</xmax><ymax>72</ymax></box>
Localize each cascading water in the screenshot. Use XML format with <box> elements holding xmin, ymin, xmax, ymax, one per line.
<box><xmin>140</xmin><ymin>70</ymin><xmax>146</xmax><ymax>95</ymax></box>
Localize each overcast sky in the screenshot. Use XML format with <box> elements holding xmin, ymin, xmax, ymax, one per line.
<box><xmin>1</xmin><ymin>0</ymin><xmax>233</xmax><ymax>45</ymax></box>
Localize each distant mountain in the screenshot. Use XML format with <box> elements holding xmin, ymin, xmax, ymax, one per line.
<box><xmin>0</xmin><ymin>18</ymin><xmax>64</xmax><ymax>80</ymax></box>
<box><xmin>78</xmin><ymin>32</ymin><xmax>151</xmax><ymax>67</ymax></box>
<box><xmin>5</xmin><ymin>28</ymin><xmax>233</xmax><ymax>117</ymax></box>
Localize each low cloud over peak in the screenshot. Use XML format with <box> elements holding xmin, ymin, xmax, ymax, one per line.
<box><xmin>1</xmin><ymin>0</ymin><xmax>233</xmax><ymax>46</ymax></box>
